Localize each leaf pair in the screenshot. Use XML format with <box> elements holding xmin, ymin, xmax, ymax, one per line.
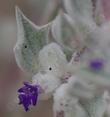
<box><xmin>14</xmin><ymin>7</ymin><xmax>82</xmax><ymax>75</ymax></box>
<box><xmin>14</xmin><ymin>0</ymin><xmax>110</xmax><ymax>75</ymax></box>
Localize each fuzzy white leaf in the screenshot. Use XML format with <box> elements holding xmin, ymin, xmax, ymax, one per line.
<box><xmin>32</xmin><ymin>72</ymin><xmax>61</xmax><ymax>100</ymax></box>
<box><xmin>63</xmin><ymin>0</ymin><xmax>93</xmax><ymax>20</ymax></box>
<box><xmin>51</xmin><ymin>12</ymin><xmax>84</xmax><ymax>60</ymax></box>
<box><xmin>79</xmin><ymin>93</ymin><xmax>108</xmax><ymax>117</ymax></box>
<box><xmin>14</xmin><ymin>7</ymin><xmax>51</xmax><ymax>75</ymax></box>
<box><xmin>38</xmin><ymin>42</ymin><xmax>68</xmax><ymax>78</ymax></box>
<box><xmin>63</xmin><ymin>0</ymin><xmax>101</xmax><ymax>51</ymax></box>
<box><xmin>53</xmin><ymin>84</ymin><xmax>87</xmax><ymax>117</ymax></box>
<box><xmin>77</xmin><ymin>66</ymin><xmax>110</xmax><ymax>91</ymax></box>
<box><xmin>68</xmin><ymin>76</ymin><xmax>95</xmax><ymax>99</ymax></box>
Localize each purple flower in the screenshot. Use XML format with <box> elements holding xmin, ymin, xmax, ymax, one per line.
<box><xmin>18</xmin><ymin>82</ymin><xmax>39</xmax><ymax>111</ymax></box>
<box><xmin>89</xmin><ymin>58</ymin><xmax>104</xmax><ymax>71</ymax></box>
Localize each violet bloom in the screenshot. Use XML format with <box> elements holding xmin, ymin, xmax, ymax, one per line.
<box><xmin>89</xmin><ymin>58</ymin><xmax>104</xmax><ymax>71</ymax></box>
<box><xmin>18</xmin><ymin>82</ymin><xmax>39</xmax><ymax>111</ymax></box>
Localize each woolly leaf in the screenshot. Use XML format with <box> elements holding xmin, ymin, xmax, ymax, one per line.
<box><xmin>14</xmin><ymin>7</ymin><xmax>51</xmax><ymax>75</ymax></box>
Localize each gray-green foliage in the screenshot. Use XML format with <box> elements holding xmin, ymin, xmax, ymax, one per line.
<box><xmin>14</xmin><ymin>0</ymin><xmax>110</xmax><ymax>116</ymax></box>
<box><xmin>51</xmin><ymin>12</ymin><xmax>83</xmax><ymax>61</ymax></box>
<box><xmin>80</xmin><ymin>94</ymin><xmax>107</xmax><ymax>117</ymax></box>
<box><xmin>14</xmin><ymin>7</ymin><xmax>51</xmax><ymax>75</ymax></box>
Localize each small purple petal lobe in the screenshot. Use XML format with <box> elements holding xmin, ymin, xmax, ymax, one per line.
<box><xmin>18</xmin><ymin>82</ymin><xmax>39</xmax><ymax>111</ymax></box>
<box><xmin>32</xmin><ymin>94</ymin><xmax>38</xmax><ymax>106</ymax></box>
<box><xmin>89</xmin><ymin>58</ymin><xmax>104</xmax><ymax>71</ymax></box>
<box><xmin>18</xmin><ymin>86</ymin><xmax>26</xmax><ymax>93</ymax></box>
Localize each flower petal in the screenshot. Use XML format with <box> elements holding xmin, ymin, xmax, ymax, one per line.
<box><xmin>18</xmin><ymin>86</ymin><xmax>27</xmax><ymax>93</ymax></box>
<box><xmin>18</xmin><ymin>82</ymin><xmax>39</xmax><ymax>111</ymax></box>
<box><xmin>32</xmin><ymin>94</ymin><xmax>38</xmax><ymax>106</ymax></box>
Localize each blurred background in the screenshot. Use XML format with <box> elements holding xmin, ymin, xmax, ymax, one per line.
<box><xmin>0</xmin><ymin>0</ymin><xmax>60</xmax><ymax>116</ymax></box>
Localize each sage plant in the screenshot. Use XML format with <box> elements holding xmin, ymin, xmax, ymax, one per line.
<box><xmin>14</xmin><ymin>0</ymin><xmax>110</xmax><ymax>117</ymax></box>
